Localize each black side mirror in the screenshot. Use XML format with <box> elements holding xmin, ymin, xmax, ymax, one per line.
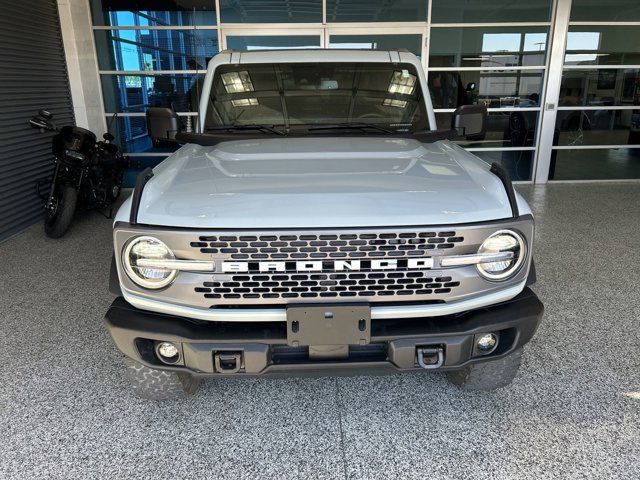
<box><xmin>452</xmin><ymin>104</ymin><xmax>487</xmax><ymax>139</ymax></box>
<box><xmin>39</xmin><ymin>110</ymin><xmax>53</xmax><ymax>120</ymax></box>
<box><xmin>146</xmin><ymin>107</ymin><xmax>183</xmax><ymax>142</ymax></box>
<box><xmin>29</xmin><ymin>117</ymin><xmax>50</xmax><ymax>130</ymax></box>
<box><xmin>103</xmin><ymin>132</ymin><xmax>115</xmax><ymax>142</ymax></box>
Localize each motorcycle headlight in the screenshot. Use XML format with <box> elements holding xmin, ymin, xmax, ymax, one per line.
<box><xmin>123</xmin><ymin>236</ymin><xmax>177</xmax><ymax>289</ymax></box>
<box><xmin>476</xmin><ymin>230</ymin><xmax>526</xmax><ymax>280</ymax></box>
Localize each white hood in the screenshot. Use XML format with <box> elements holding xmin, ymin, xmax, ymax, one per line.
<box><xmin>121</xmin><ymin>137</ymin><xmax>524</xmax><ymax>229</ymax></box>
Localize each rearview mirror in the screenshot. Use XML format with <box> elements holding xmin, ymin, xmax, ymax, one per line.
<box><xmin>452</xmin><ymin>104</ymin><xmax>487</xmax><ymax>139</ymax></box>
<box><xmin>146</xmin><ymin>107</ymin><xmax>183</xmax><ymax>143</ymax></box>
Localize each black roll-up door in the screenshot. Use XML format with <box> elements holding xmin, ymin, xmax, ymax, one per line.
<box><xmin>0</xmin><ymin>0</ymin><xmax>75</xmax><ymax>241</ymax></box>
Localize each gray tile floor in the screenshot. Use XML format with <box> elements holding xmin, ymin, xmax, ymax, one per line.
<box><xmin>1</xmin><ymin>183</ymin><xmax>639</xmax><ymax>479</ymax></box>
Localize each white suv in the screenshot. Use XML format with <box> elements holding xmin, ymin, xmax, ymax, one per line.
<box><xmin>105</xmin><ymin>49</ymin><xmax>543</xmax><ymax>399</ymax></box>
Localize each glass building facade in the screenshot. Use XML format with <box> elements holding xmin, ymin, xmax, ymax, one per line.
<box><xmin>89</xmin><ymin>0</ymin><xmax>640</xmax><ymax>183</ymax></box>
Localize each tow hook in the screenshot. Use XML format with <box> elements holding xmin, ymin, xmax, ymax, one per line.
<box><xmin>416</xmin><ymin>347</ymin><xmax>444</xmax><ymax>369</ymax></box>
<box><xmin>214</xmin><ymin>351</ymin><xmax>243</xmax><ymax>374</ymax></box>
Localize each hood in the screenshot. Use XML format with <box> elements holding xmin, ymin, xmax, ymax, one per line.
<box><xmin>129</xmin><ymin>137</ymin><xmax>516</xmax><ymax>229</ymax></box>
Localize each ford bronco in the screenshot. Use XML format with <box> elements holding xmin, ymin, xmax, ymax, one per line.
<box><xmin>105</xmin><ymin>49</ymin><xmax>543</xmax><ymax>399</ymax></box>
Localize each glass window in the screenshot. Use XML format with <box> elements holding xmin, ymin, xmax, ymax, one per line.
<box><xmin>436</xmin><ymin>111</ymin><xmax>539</xmax><ymax>148</ymax></box>
<box><xmin>473</xmin><ymin>150</ymin><xmax>534</xmax><ymax>181</ymax></box>
<box><xmin>429</xmin><ymin>27</ymin><xmax>548</xmax><ymax>68</ymax></box>
<box><xmin>326</xmin><ymin>0</ymin><xmax>426</xmax><ymax>22</ymax></box>
<box><xmin>559</xmin><ymin>69</ymin><xmax>640</xmax><ymax>107</ymax></box>
<box><xmin>225</xmin><ymin>36</ymin><xmax>321</xmax><ymax>51</ymax></box>
<box><xmin>123</xmin><ymin>156</ymin><xmax>171</xmax><ymax>187</ymax></box>
<box><xmin>219</xmin><ymin>0</ymin><xmax>322</xmax><ymax>23</ymax></box>
<box><xmin>206</xmin><ymin>63</ymin><xmax>428</xmax><ymax>130</ymax></box>
<box><xmin>95</xmin><ymin>30</ymin><xmax>218</xmax><ymax>71</ymax></box>
<box><xmin>108</xmin><ymin>116</ymin><xmax>183</xmax><ymax>154</ymax></box>
<box><xmin>431</xmin><ymin>0</ymin><xmax>552</xmax><ymax>23</ymax></box>
<box><xmin>550</xmin><ymin>148</ymin><xmax>640</xmax><ymax>180</ymax></box>
<box><xmin>90</xmin><ymin>0</ymin><xmax>217</xmax><ymax>26</ymax></box>
<box><xmin>565</xmin><ymin>27</ymin><xmax>640</xmax><ymax>66</ymax></box>
<box><xmin>101</xmin><ymin>74</ymin><xmax>204</xmax><ymax>113</ymax></box>
<box><xmin>428</xmin><ymin>70</ymin><xmax>544</xmax><ymax>109</ymax></box>
<box><xmin>554</xmin><ymin>109</ymin><xmax>640</xmax><ymax>147</ymax></box>
<box><xmin>330</xmin><ymin>35</ymin><xmax>422</xmax><ymax>58</ymax></box>
<box><xmin>570</xmin><ymin>0</ymin><xmax>640</xmax><ymax>22</ymax></box>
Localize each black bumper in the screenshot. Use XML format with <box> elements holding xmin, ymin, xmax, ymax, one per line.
<box><xmin>104</xmin><ymin>288</ymin><xmax>543</xmax><ymax>377</ymax></box>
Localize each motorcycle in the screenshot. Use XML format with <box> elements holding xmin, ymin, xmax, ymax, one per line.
<box><xmin>29</xmin><ymin>110</ymin><xmax>127</xmax><ymax>238</ymax></box>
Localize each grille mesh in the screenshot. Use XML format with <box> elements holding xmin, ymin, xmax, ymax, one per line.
<box><xmin>190</xmin><ymin>231</ymin><xmax>464</xmax><ymax>260</ymax></box>
<box><xmin>196</xmin><ymin>272</ymin><xmax>461</xmax><ymax>301</ymax></box>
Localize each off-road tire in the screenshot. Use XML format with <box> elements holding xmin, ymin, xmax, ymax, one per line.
<box><xmin>124</xmin><ymin>358</ymin><xmax>201</xmax><ymax>400</ymax></box>
<box><xmin>446</xmin><ymin>348</ymin><xmax>523</xmax><ymax>391</ymax></box>
<box><xmin>44</xmin><ymin>184</ymin><xmax>77</xmax><ymax>238</ymax></box>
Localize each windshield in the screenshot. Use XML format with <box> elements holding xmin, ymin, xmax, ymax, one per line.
<box><xmin>204</xmin><ymin>62</ymin><xmax>428</xmax><ymax>133</ymax></box>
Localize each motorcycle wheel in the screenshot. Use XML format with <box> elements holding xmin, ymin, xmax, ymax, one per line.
<box><xmin>44</xmin><ymin>184</ymin><xmax>77</xmax><ymax>238</ymax></box>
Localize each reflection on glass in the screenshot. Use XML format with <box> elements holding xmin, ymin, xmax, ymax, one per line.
<box><xmin>108</xmin><ymin>116</ymin><xmax>183</xmax><ymax>154</ymax></box>
<box><xmin>565</xmin><ymin>27</ymin><xmax>640</xmax><ymax>66</ymax></box>
<box><xmin>559</xmin><ymin>69</ymin><xmax>640</xmax><ymax>107</ymax></box>
<box><xmin>101</xmin><ymin>74</ymin><xmax>204</xmax><ymax>113</ymax></box>
<box><xmin>550</xmin><ymin>148</ymin><xmax>640</xmax><ymax>180</ymax></box>
<box><xmin>570</xmin><ymin>0</ymin><xmax>640</xmax><ymax>22</ymax></box>
<box><xmin>429</xmin><ymin>27</ymin><xmax>548</xmax><ymax>68</ymax></box>
<box><xmin>206</xmin><ymin>63</ymin><xmax>426</xmax><ymax>129</ymax></box>
<box><xmin>437</xmin><ymin>111</ymin><xmax>538</xmax><ymax>148</ymax></box>
<box><xmin>326</xmin><ymin>0</ymin><xmax>426</xmax><ymax>22</ymax></box>
<box><xmin>219</xmin><ymin>0</ymin><xmax>322</xmax><ymax>23</ymax></box>
<box><xmin>226</xmin><ymin>36</ymin><xmax>321</xmax><ymax>51</ymax></box>
<box><xmin>123</xmin><ymin>156</ymin><xmax>171</xmax><ymax>187</ymax></box>
<box><xmin>329</xmin><ymin>35</ymin><xmax>422</xmax><ymax>57</ymax></box>
<box><xmin>428</xmin><ymin>70</ymin><xmax>544</xmax><ymax>109</ymax></box>
<box><xmin>95</xmin><ymin>30</ymin><xmax>218</xmax><ymax>71</ymax></box>
<box><xmin>474</xmin><ymin>151</ymin><xmax>533</xmax><ymax>181</ymax></box>
<box><xmin>431</xmin><ymin>0</ymin><xmax>551</xmax><ymax>23</ymax></box>
<box><xmin>90</xmin><ymin>0</ymin><xmax>217</xmax><ymax>26</ymax></box>
<box><xmin>554</xmin><ymin>109</ymin><xmax>640</xmax><ymax>146</ymax></box>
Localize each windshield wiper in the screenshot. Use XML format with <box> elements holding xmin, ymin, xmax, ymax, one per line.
<box><xmin>206</xmin><ymin>124</ymin><xmax>285</xmax><ymax>136</ymax></box>
<box><xmin>307</xmin><ymin>123</ymin><xmax>396</xmax><ymax>134</ymax></box>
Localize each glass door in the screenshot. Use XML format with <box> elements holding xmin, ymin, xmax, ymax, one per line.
<box><xmin>221</xmin><ymin>28</ymin><xmax>325</xmax><ymax>51</ymax></box>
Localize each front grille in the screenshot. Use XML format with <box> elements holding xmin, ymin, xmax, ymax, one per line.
<box><xmin>190</xmin><ymin>231</ymin><xmax>464</xmax><ymax>260</ymax></box>
<box><xmin>195</xmin><ymin>271</ymin><xmax>461</xmax><ymax>301</ymax></box>
<box><xmin>116</xmin><ymin>218</ymin><xmax>534</xmax><ymax>310</ymax></box>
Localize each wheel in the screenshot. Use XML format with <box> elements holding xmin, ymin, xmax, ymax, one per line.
<box><xmin>446</xmin><ymin>348</ymin><xmax>523</xmax><ymax>391</ymax></box>
<box><xmin>124</xmin><ymin>357</ymin><xmax>201</xmax><ymax>400</ymax></box>
<box><xmin>44</xmin><ymin>184</ymin><xmax>77</xmax><ymax>238</ymax></box>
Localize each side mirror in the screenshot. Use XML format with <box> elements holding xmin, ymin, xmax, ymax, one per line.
<box><xmin>30</xmin><ymin>117</ymin><xmax>50</xmax><ymax>130</ymax></box>
<box><xmin>103</xmin><ymin>132</ymin><xmax>115</xmax><ymax>142</ymax></box>
<box><xmin>146</xmin><ymin>107</ymin><xmax>183</xmax><ymax>142</ymax></box>
<box><xmin>39</xmin><ymin>110</ymin><xmax>53</xmax><ymax>120</ymax></box>
<box><xmin>452</xmin><ymin>104</ymin><xmax>487</xmax><ymax>139</ymax></box>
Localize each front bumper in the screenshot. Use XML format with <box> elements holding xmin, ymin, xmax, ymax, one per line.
<box><xmin>104</xmin><ymin>288</ymin><xmax>543</xmax><ymax>377</ymax></box>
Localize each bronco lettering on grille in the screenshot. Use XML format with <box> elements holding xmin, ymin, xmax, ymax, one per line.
<box><xmin>221</xmin><ymin>258</ymin><xmax>434</xmax><ymax>273</ymax></box>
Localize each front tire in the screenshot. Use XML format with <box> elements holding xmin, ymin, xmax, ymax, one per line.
<box><xmin>44</xmin><ymin>184</ymin><xmax>77</xmax><ymax>238</ymax></box>
<box><xmin>446</xmin><ymin>348</ymin><xmax>523</xmax><ymax>391</ymax></box>
<box><xmin>124</xmin><ymin>358</ymin><xmax>201</xmax><ymax>400</ymax></box>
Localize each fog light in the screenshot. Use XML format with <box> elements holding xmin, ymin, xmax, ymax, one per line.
<box><xmin>477</xmin><ymin>333</ymin><xmax>498</xmax><ymax>352</ymax></box>
<box><xmin>157</xmin><ymin>342</ymin><xmax>179</xmax><ymax>360</ymax></box>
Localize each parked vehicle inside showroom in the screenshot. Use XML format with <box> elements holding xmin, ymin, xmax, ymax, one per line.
<box><xmin>29</xmin><ymin>110</ymin><xmax>127</xmax><ymax>238</ymax></box>
<box><xmin>105</xmin><ymin>49</ymin><xmax>543</xmax><ymax>399</ymax></box>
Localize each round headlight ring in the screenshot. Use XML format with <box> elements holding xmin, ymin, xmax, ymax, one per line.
<box><xmin>476</xmin><ymin>229</ymin><xmax>527</xmax><ymax>281</ymax></box>
<box><xmin>123</xmin><ymin>236</ymin><xmax>177</xmax><ymax>289</ymax></box>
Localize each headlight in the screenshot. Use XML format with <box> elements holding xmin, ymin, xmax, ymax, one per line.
<box><xmin>123</xmin><ymin>236</ymin><xmax>177</xmax><ymax>289</ymax></box>
<box><xmin>476</xmin><ymin>230</ymin><xmax>526</xmax><ymax>280</ymax></box>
